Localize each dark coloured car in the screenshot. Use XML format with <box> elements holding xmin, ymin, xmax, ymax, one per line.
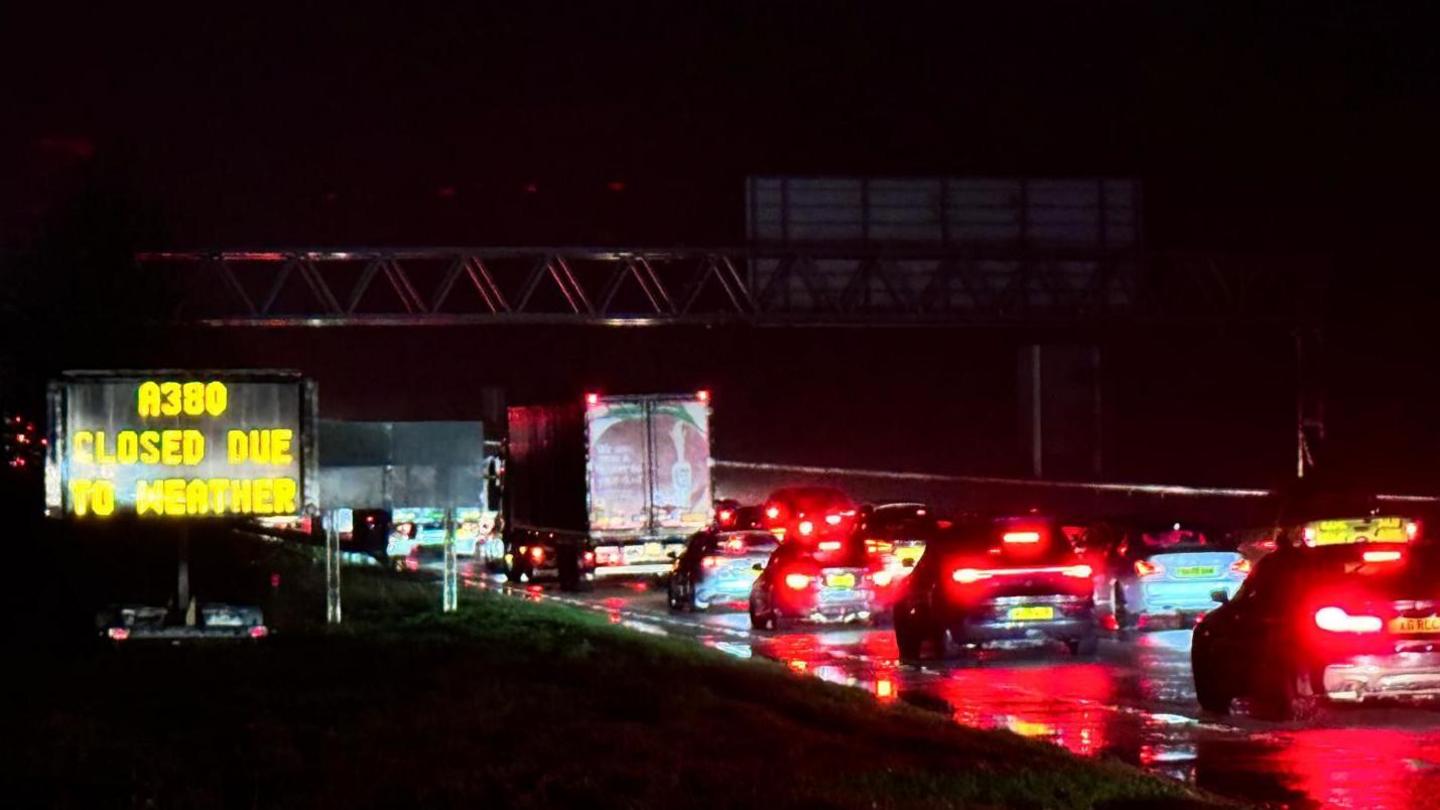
<box><xmin>857</xmin><ymin>502</ymin><xmax>940</xmax><ymax>610</ymax></box>
<box><xmin>761</xmin><ymin>486</ymin><xmax>858</xmax><ymax>542</ymax></box>
<box><xmin>668</xmin><ymin>530</ymin><xmax>779</xmax><ymax>611</ymax></box>
<box><xmin>1192</xmin><ymin>539</ymin><xmax>1440</xmax><ymax>720</ymax></box>
<box><xmin>749</xmin><ymin>534</ymin><xmax>877</xmax><ymax>628</ymax></box>
<box><xmin>714</xmin><ymin>500</ymin><xmax>764</xmax><ymax>531</ymax></box>
<box><xmin>891</xmin><ymin>516</ymin><xmax>1098</xmax><ymax>659</ymax></box>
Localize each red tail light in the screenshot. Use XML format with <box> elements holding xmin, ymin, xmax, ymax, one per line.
<box><xmin>1363</xmin><ymin>549</ymin><xmax>1403</xmax><ymax>563</ymax></box>
<box><xmin>717</xmin><ymin>509</ymin><xmax>735</xmax><ymax>526</ymax></box>
<box><xmin>585</xmin><ymin>392</ymin><xmax>600</xmax><ymax>406</ymax></box>
<box><xmin>1303</xmin><ymin>526</ymin><xmax>1318</xmax><ymax>546</ymax></box>
<box><xmin>1002</xmin><ymin>531</ymin><xmax>1041</xmax><ymax>544</ymax></box>
<box><xmin>797</xmin><ymin>520</ymin><xmax>815</xmax><ymax>537</ymax></box>
<box><xmin>825</xmin><ymin>513</ymin><xmax>843</xmax><ymax>526</ymax></box>
<box><xmin>107</xmin><ymin>627</ymin><xmax>130</xmax><ymax>641</ymax></box>
<box><xmin>1315</xmin><ymin>606</ymin><xmax>1383</xmax><ymax>633</ymax></box>
<box><xmin>702</xmin><ymin>556</ymin><xmax>720</xmax><ymax>568</ymax></box>
<box><xmin>583</xmin><ymin>551</ymin><xmax>596</xmax><ymax>564</ymax></box>
<box><xmin>765</xmin><ymin>505</ymin><xmax>782</xmax><ymax>520</ymax></box>
<box><xmin>1134</xmin><ymin>559</ymin><xmax>1162</xmax><ymax>577</ymax></box>
<box><xmin>952</xmin><ymin>568</ymin><xmax>992</xmax><ymax>584</ymax></box>
<box><xmin>1230</xmin><ymin>558</ymin><xmax>1252</xmax><ymax>574</ymax></box>
<box><xmin>530</xmin><ymin>546</ymin><xmax>545</xmax><ymax>562</ymax></box>
<box><xmin>784</xmin><ymin>573</ymin><xmax>813</xmax><ymax>590</ymax></box>
<box><xmin>248</xmin><ymin>625</ymin><xmax>269</xmax><ymax>639</ymax></box>
<box><xmin>1407</xmin><ymin>520</ymin><xmax>1422</xmax><ymax>541</ymax></box>
<box><xmin>1061</xmin><ymin>564</ymin><xmax>1092</xmax><ymax>579</ymax></box>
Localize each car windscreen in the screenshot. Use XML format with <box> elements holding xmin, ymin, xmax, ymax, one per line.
<box><xmin>1134</xmin><ymin>526</ymin><xmax>1218</xmax><ymax>552</ymax></box>
<box><xmin>710</xmin><ymin>532</ymin><xmax>778</xmax><ymax>555</ymax></box>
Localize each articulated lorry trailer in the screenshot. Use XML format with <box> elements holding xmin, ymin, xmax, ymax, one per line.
<box><xmin>504</xmin><ymin>392</ymin><xmax>714</xmax><ymax>589</ymax></box>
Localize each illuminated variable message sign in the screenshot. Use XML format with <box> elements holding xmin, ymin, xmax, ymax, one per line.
<box><xmin>46</xmin><ymin>372</ymin><xmax>316</xmax><ymax>519</ymax></box>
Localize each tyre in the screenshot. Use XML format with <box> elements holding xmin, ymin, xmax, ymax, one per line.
<box><xmin>749</xmin><ymin>595</ymin><xmax>774</xmax><ymax>631</ymax></box>
<box><xmin>1255</xmin><ymin>660</ymin><xmax>1322</xmax><ymax>722</ymax></box>
<box><xmin>1067</xmin><ymin>634</ymin><xmax>1100</xmax><ymax>656</ymax></box>
<box><xmin>895</xmin><ymin>615</ymin><xmax>923</xmax><ymax>660</ymax></box>
<box><xmin>1114</xmin><ymin>583</ymin><xmax>1133</xmax><ymax>630</ymax></box>
<box><xmin>667</xmin><ymin>579</ymin><xmax>682</xmax><ymax>611</ymax></box>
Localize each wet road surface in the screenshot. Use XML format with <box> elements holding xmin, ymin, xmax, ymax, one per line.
<box><xmin>460</xmin><ymin>569</ymin><xmax>1440</xmax><ymax>809</ymax></box>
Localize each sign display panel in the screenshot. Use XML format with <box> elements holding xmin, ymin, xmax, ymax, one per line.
<box><xmin>47</xmin><ymin>372</ymin><xmax>315</xmax><ymax>519</ymax></box>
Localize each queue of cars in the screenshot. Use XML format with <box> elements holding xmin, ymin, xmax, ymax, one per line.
<box><xmin>668</xmin><ymin>487</ymin><xmax>1440</xmax><ymax>716</ymax></box>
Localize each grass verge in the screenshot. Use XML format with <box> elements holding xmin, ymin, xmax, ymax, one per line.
<box><xmin>5</xmin><ymin>565</ymin><xmax>1230</xmax><ymax>809</ymax></box>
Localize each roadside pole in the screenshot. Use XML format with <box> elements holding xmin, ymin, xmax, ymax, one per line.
<box><xmin>325</xmin><ymin>510</ymin><xmax>342</xmax><ymax>624</ymax></box>
<box><xmin>443</xmin><ymin>507</ymin><xmax>458</xmax><ymax>612</ymax></box>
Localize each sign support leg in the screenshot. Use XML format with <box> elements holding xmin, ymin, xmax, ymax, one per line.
<box><xmin>178</xmin><ymin>525</ymin><xmax>193</xmax><ymax>626</ymax></box>
<box><xmin>326</xmin><ymin>510</ymin><xmax>342</xmax><ymax>624</ymax></box>
<box><xmin>443</xmin><ymin>507</ymin><xmax>458</xmax><ymax>612</ymax></box>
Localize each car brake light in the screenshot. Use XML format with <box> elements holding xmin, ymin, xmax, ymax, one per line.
<box><xmin>871</xmin><ymin>570</ymin><xmax>893</xmax><ymax>587</ymax></box>
<box><xmin>1364</xmin><ymin>549</ymin><xmax>1403</xmax><ymax>563</ymax></box>
<box><xmin>784</xmin><ymin>573</ymin><xmax>813</xmax><ymax>590</ymax></box>
<box><xmin>1407</xmin><ymin>521</ymin><xmax>1422</xmax><ymax>541</ymax></box>
<box><xmin>583</xmin><ymin>551</ymin><xmax>596</xmax><ymax>563</ymax></box>
<box><xmin>717</xmin><ymin>509</ymin><xmax>734</xmax><ymax>525</ymax></box>
<box><xmin>530</xmin><ymin>546</ymin><xmax>545</xmax><ymax>562</ymax></box>
<box><xmin>765</xmin><ymin>505</ymin><xmax>781</xmax><ymax>520</ymax></box>
<box><xmin>825</xmin><ymin>514</ymin><xmax>843</xmax><ymax>526</ymax></box>
<box><xmin>585</xmin><ymin>392</ymin><xmax>600</xmax><ymax>406</ymax></box>
<box><xmin>797</xmin><ymin>520</ymin><xmax>815</xmax><ymax>537</ymax></box>
<box><xmin>248</xmin><ymin>625</ymin><xmax>269</xmax><ymax>639</ymax></box>
<box><xmin>1134</xmin><ymin>559</ymin><xmax>1162</xmax><ymax>577</ymax></box>
<box><xmin>726</xmin><ymin>538</ymin><xmax>745</xmax><ymax>553</ymax></box>
<box><xmin>1062</xmin><ymin>564</ymin><xmax>1092</xmax><ymax>578</ymax></box>
<box><xmin>107</xmin><ymin>627</ymin><xmax>129</xmax><ymax>641</ymax></box>
<box><xmin>1003</xmin><ymin>531</ymin><xmax>1041</xmax><ymax>544</ymax></box>
<box><xmin>1230</xmin><ymin>558</ymin><xmax>1252</xmax><ymax>574</ymax></box>
<box><xmin>1315</xmin><ymin>606</ymin><xmax>1383</xmax><ymax>633</ymax></box>
<box><xmin>952</xmin><ymin>568</ymin><xmax>992</xmax><ymax>583</ymax></box>
<box><xmin>702</xmin><ymin>556</ymin><xmax>720</xmax><ymax>568</ymax></box>
<box><xmin>1303</xmin><ymin>526</ymin><xmax>1318</xmax><ymax>546</ymax></box>
<box><xmin>818</xmin><ymin>540</ymin><xmax>842</xmax><ymax>551</ymax></box>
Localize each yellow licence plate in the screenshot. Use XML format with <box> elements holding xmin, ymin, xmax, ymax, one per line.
<box><xmin>1390</xmin><ymin>616</ymin><xmax>1440</xmax><ymax>634</ymax></box>
<box><xmin>1007</xmin><ymin>606</ymin><xmax>1055</xmax><ymax>621</ymax></box>
<box><xmin>1175</xmin><ymin>566</ymin><xmax>1218</xmax><ymax>578</ymax></box>
<box><xmin>826</xmin><ymin>573</ymin><xmax>856</xmax><ymax>589</ymax></box>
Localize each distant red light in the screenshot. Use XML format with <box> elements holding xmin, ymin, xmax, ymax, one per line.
<box><xmin>696</xmin><ymin>389</ymin><xmax>711</xmax><ymax>403</ymax></box>
<box><xmin>585</xmin><ymin>392</ymin><xmax>600</xmax><ymax>406</ymax></box>
<box><xmin>765</xmin><ymin>505</ymin><xmax>781</xmax><ymax>520</ymax></box>
<box><xmin>107</xmin><ymin>627</ymin><xmax>129</xmax><ymax>641</ymax></box>
<box><xmin>248</xmin><ymin>625</ymin><xmax>269</xmax><ymax>639</ymax></box>
<box><xmin>607</xmin><ymin>180</ymin><xmax>626</xmax><ymax>192</ymax></box>
<box><xmin>797</xmin><ymin>520</ymin><xmax>815</xmax><ymax>537</ymax></box>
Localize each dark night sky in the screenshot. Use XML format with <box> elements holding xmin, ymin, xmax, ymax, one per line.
<box><xmin>4</xmin><ymin>3</ymin><xmax>1436</xmax><ymax>249</ymax></box>
<box><xmin>4</xmin><ymin>3</ymin><xmax>1439</xmax><ymax>491</ymax></box>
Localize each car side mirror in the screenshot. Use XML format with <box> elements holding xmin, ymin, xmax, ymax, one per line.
<box><xmin>1210</xmin><ymin>589</ymin><xmax>1230</xmax><ymax>605</ymax></box>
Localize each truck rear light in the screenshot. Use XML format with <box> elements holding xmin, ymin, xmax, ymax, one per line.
<box><xmin>248</xmin><ymin>625</ymin><xmax>269</xmax><ymax>639</ymax></box>
<box><xmin>1230</xmin><ymin>558</ymin><xmax>1253</xmax><ymax>574</ymax></box>
<box><xmin>702</xmin><ymin>556</ymin><xmax>720</xmax><ymax>568</ymax></box>
<box><xmin>1314</xmin><ymin>606</ymin><xmax>1383</xmax><ymax>634</ymax></box>
<box><xmin>696</xmin><ymin>389</ymin><xmax>711</xmax><ymax>403</ymax></box>
<box><xmin>1002</xmin><ymin>531</ymin><xmax>1041</xmax><ymax>544</ymax></box>
<box><xmin>797</xmin><ymin>520</ymin><xmax>815</xmax><ymax>537</ymax></box>
<box><xmin>530</xmin><ymin>546</ymin><xmax>545</xmax><ymax>562</ymax></box>
<box><xmin>1061</xmin><ymin>564</ymin><xmax>1092</xmax><ymax>579</ymax></box>
<box><xmin>107</xmin><ymin>627</ymin><xmax>130</xmax><ymax>641</ymax></box>
<box><xmin>825</xmin><ymin>514</ymin><xmax>843</xmax><ymax>526</ymax></box>
<box><xmin>1134</xmin><ymin>559</ymin><xmax>1162</xmax><ymax>577</ymax></box>
<box><xmin>784</xmin><ymin>573</ymin><xmax>813</xmax><ymax>590</ymax></box>
<box><xmin>818</xmin><ymin>540</ymin><xmax>842</xmax><ymax>551</ymax></box>
<box><xmin>585</xmin><ymin>392</ymin><xmax>600</xmax><ymax>406</ymax></box>
<box><xmin>1363</xmin><ymin>549</ymin><xmax>1403</xmax><ymax>563</ymax></box>
<box><xmin>952</xmin><ymin>568</ymin><xmax>992</xmax><ymax>584</ymax></box>
<box><xmin>717</xmin><ymin>508</ymin><xmax>735</xmax><ymax>525</ymax></box>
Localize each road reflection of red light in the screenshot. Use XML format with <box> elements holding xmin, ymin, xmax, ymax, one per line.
<box><xmin>601</xmin><ymin>597</ymin><xmax>625</xmax><ymax>609</ymax></box>
<box><xmin>937</xmin><ymin>664</ymin><xmax>1113</xmax><ymax>758</ymax></box>
<box><xmin>1260</xmin><ymin>727</ymin><xmax>1440</xmax><ymax>810</ymax></box>
<box><xmin>608</xmin><ymin>612</ymin><xmax>622</xmax><ymax>624</ymax></box>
